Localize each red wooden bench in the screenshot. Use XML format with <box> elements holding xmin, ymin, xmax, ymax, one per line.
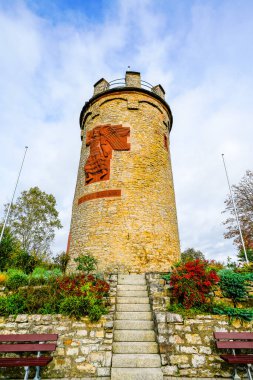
<box><xmin>0</xmin><ymin>334</ymin><xmax>58</xmax><ymax>380</ymax></box>
<box><xmin>214</xmin><ymin>332</ymin><xmax>253</xmax><ymax>380</ymax></box>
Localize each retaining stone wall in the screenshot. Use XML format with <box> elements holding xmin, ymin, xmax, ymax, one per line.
<box><xmin>1</xmin><ymin>272</ymin><xmax>252</xmax><ymax>379</ymax></box>
<box><xmin>146</xmin><ymin>273</ymin><xmax>253</xmax><ymax>379</ymax></box>
<box><xmin>0</xmin><ymin>274</ymin><xmax>118</xmax><ymax>379</ymax></box>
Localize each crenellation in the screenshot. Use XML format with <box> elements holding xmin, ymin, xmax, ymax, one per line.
<box><xmin>152</xmin><ymin>84</ymin><xmax>166</xmax><ymax>99</ymax></box>
<box><xmin>125</xmin><ymin>71</ymin><xmax>141</xmax><ymax>87</ymax></box>
<box><xmin>93</xmin><ymin>78</ymin><xmax>109</xmax><ymax>96</ymax></box>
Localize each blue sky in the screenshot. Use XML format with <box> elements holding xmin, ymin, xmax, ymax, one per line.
<box><xmin>0</xmin><ymin>0</ymin><xmax>253</xmax><ymax>262</ymax></box>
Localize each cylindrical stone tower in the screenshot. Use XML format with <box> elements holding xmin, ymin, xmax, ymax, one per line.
<box><xmin>68</xmin><ymin>71</ymin><xmax>180</xmax><ymax>273</ymax></box>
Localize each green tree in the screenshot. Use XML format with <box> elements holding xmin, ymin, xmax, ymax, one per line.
<box><xmin>4</xmin><ymin>187</ymin><xmax>62</xmax><ymax>259</ymax></box>
<box><xmin>11</xmin><ymin>249</ymin><xmax>38</xmax><ymax>273</ymax></box>
<box><xmin>0</xmin><ymin>225</ymin><xmax>18</xmax><ymax>271</ymax></box>
<box><xmin>237</xmin><ymin>248</ymin><xmax>253</xmax><ymax>263</ymax></box>
<box><xmin>181</xmin><ymin>248</ymin><xmax>205</xmax><ymax>262</ymax></box>
<box><xmin>223</xmin><ymin>170</ymin><xmax>253</xmax><ymax>261</ymax></box>
<box><xmin>53</xmin><ymin>251</ymin><xmax>70</xmax><ymax>273</ymax></box>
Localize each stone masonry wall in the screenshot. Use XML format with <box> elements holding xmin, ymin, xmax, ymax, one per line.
<box><xmin>146</xmin><ymin>273</ymin><xmax>253</xmax><ymax>379</ymax></box>
<box><xmin>0</xmin><ymin>274</ymin><xmax>118</xmax><ymax>379</ymax></box>
<box><xmin>68</xmin><ymin>86</ymin><xmax>180</xmax><ymax>273</ymax></box>
<box><xmin>0</xmin><ymin>314</ymin><xmax>111</xmax><ymax>379</ymax></box>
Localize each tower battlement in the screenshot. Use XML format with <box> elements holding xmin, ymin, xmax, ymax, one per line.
<box><xmin>93</xmin><ymin>71</ymin><xmax>166</xmax><ymax>99</ymax></box>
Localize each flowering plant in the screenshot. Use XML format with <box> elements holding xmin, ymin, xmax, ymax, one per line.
<box><xmin>170</xmin><ymin>259</ymin><xmax>220</xmax><ymax>309</ymax></box>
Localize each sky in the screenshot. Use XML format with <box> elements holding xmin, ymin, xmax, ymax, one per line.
<box><xmin>0</xmin><ymin>0</ymin><xmax>252</xmax><ymax>263</ymax></box>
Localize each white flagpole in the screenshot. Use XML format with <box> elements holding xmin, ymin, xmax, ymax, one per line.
<box><xmin>221</xmin><ymin>153</ymin><xmax>249</xmax><ymax>264</ymax></box>
<box><xmin>0</xmin><ymin>146</ymin><xmax>28</xmax><ymax>244</ymax></box>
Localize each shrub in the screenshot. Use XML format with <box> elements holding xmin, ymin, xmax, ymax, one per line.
<box><xmin>57</xmin><ymin>273</ymin><xmax>109</xmax><ymax>320</ymax></box>
<box><xmin>28</xmin><ymin>267</ymin><xmax>62</xmax><ymax>286</ymax></box>
<box><xmin>162</xmin><ymin>273</ymin><xmax>171</xmax><ymax>282</ymax></box>
<box><xmin>29</xmin><ymin>276</ymin><xmax>47</xmax><ymax>286</ymax></box>
<box><xmin>5</xmin><ymin>269</ymin><xmax>28</xmax><ymax>290</ymax></box>
<box><xmin>168</xmin><ymin>302</ymin><xmax>212</xmax><ymax>317</ymax></box>
<box><xmin>213</xmin><ymin>304</ymin><xmax>253</xmax><ymax>321</ymax></box>
<box><xmin>0</xmin><ymin>270</ymin><xmax>109</xmax><ymax>321</ymax></box>
<box><xmin>31</xmin><ymin>267</ymin><xmax>62</xmax><ymax>279</ymax></box>
<box><xmin>31</xmin><ymin>267</ymin><xmax>48</xmax><ymax>278</ymax></box>
<box><xmin>49</xmin><ymin>268</ymin><xmax>62</xmax><ymax>278</ymax></box>
<box><xmin>88</xmin><ymin>304</ymin><xmax>107</xmax><ymax>321</ymax></box>
<box><xmin>59</xmin><ymin>294</ymin><xmax>106</xmax><ymax>321</ymax></box>
<box><xmin>242</xmin><ymin>273</ymin><xmax>253</xmax><ymax>281</ymax></box>
<box><xmin>170</xmin><ymin>259</ymin><xmax>220</xmax><ymax>309</ymax></box>
<box><xmin>18</xmin><ymin>286</ymin><xmax>60</xmax><ymax>314</ymax></box>
<box><xmin>236</xmin><ymin>262</ymin><xmax>253</xmax><ymax>274</ymax></box>
<box><xmin>39</xmin><ymin>298</ymin><xmax>61</xmax><ymax>314</ymax></box>
<box><xmin>57</xmin><ymin>274</ymin><xmax>109</xmax><ymax>298</ymax></box>
<box><xmin>59</xmin><ymin>296</ymin><xmax>89</xmax><ymax>319</ymax></box>
<box><xmin>207</xmin><ymin>260</ymin><xmax>224</xmax><ymax>272</ymax></box>
<box><xmin>0</xmin><ymin>293</ymin><xmax>25</xmax><ymax>316</ymax></box>
<box><xmin>218</xmin><ymin>269</ymin><xmax>248</xmax><ymax>307</ymax></box>
<box><xmin>74</xmin><ymin>254</ymin><xmax>97</xmax><ymax>274</ymax></box>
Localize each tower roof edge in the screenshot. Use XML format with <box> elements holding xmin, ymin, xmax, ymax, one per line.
<box><xmin>79</xmin><ymin>86</ymin><xmax>173</xmax><ymax>131</ymax></box>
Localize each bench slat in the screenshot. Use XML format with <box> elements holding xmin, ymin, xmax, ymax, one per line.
<box><xmin>0</xmin><ymin>357</ymin><xmax>52</xmax><ymax>367</ymax></box>
<box><xmin>214</xmin><ymin>332</ymin><xmax>253</xmax><ymax>340</ymax></box>
<box><xmin>0</xmin><ymin>334</ymin><xmax>58</xmax><ymax>343</ymax></box>
<box><xmin>0</xmin><ymin>343</ymin><xmax>57</xmax><ymax>353</ymax></box>
<box><xmin>216</xmin><ymin>341</ymin><xmax>253</xmax><ymax>349</ymax></box>
<box><xmin>220</xmin><ymin>354</ymin><xmax>253</xmax><ymax>364</ymax></box>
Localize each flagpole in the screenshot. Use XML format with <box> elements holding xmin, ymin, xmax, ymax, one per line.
<box><xmin>221</xmin><ymin>153</ymin><xmax>249</xmax><ymax>263</ymax></box>
<box><xmin>0</xmin><ymin>146</ymin><xmax>28</xmax><ymax>243</ymax></box>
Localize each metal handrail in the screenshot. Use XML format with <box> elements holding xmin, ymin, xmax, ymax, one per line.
<box><xmin>108</xmin><ymin>78</ymin><xmax>155</xmax><ymax>92</ymax></box>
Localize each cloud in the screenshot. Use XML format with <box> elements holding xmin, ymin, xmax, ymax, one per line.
<box><xmin>0</xmin><ymin>0</ymin><xmax>252</xmax><ymax>262</ymax></box>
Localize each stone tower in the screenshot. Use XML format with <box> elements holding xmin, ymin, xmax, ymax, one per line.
<box><xmin>67</xmin><ymin>71</ymin><xmax>180</xmax><ymax>273</ymax></box>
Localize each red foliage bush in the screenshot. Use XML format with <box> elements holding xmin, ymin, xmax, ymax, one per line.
<box><xmin>56</xmin><ymin>274</ymin><xmax>110</xmax><ymax>298</ymax></box>
<box><xmin>170</xmin><ymin>259</ymin><xmax>219</xmax><ymax>309</ymax></box>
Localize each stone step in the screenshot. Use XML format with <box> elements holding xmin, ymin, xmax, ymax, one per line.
<box><xmin>117</xmin><ymin>285</ymin><xmax>147</xmax><ymax>291</ymax></box>
<box><xmin>118</xmin><ymin>274</ymin><xmax>145</xmax><ymax>280</ymax></box>
<box><xmin>118</xmin><ymin>275</ymin><xmax>146</xmax><ymax>285</ymax></box>
<box><xmin>111</xmin><ymin>367</ymin><xmax>163</xmax><ymax>380</ymax></box>
<box><xmin>117</xmin><ymin>297</ymin><xmax>149</xmax><ymax>304</ymax></box>
<box><xmin>115</xmin><ymin>311</ymin><xmax>152</xmax><ymax>320</ymax></box>
<box><xmin>113</xmin><ymin>342</ymin><xmax>159</xmax><ymax>354</ymax></box>
<box><xmin>112</xmin><ymin>353</ymin><xmax>161</xmax><ymax>368</ymax></box>
<box><xmin>114</xmin><ymin>330</ymin><xmax>155</xmax><ymax>342</ymax></box>
<box><xmin>116</xmin><ymin>304</ymin><xmax>150</xmax><ymax>312</ymax></box>
<box><xmin>114</xmin><ymin>320</ymin><xmax>154</xmax><ymax>330</ymax></box>
<box><xmin>118</xmin><ymin>280</ymin><xmax>146</xmax><ymax>285</ymax></box>
<box><xmin>117</xmin><ymin>290</ymin><xmax>148</xmax><ymax>297</ymax></box>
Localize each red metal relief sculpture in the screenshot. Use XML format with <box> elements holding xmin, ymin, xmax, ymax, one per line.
<box><xmin>84</xmin><ymin>124</ymin><xmax>130</xmax><ymax>185</ymax></box>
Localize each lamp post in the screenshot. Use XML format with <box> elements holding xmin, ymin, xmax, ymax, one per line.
<box><xmin>221</xmin><ymin>153</ymin><xmax>249</xmax><ymax>264</ymax></box>
<box><xmin>0</xmin><ymin>146</ymin><xmax>28</xmax><ymax>244</ymax></box>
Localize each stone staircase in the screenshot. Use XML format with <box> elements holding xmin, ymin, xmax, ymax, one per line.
<box><xmin>111</xmin><ymin>274</ymin><xmax>163</xmax><ymax>380</ymax></box>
